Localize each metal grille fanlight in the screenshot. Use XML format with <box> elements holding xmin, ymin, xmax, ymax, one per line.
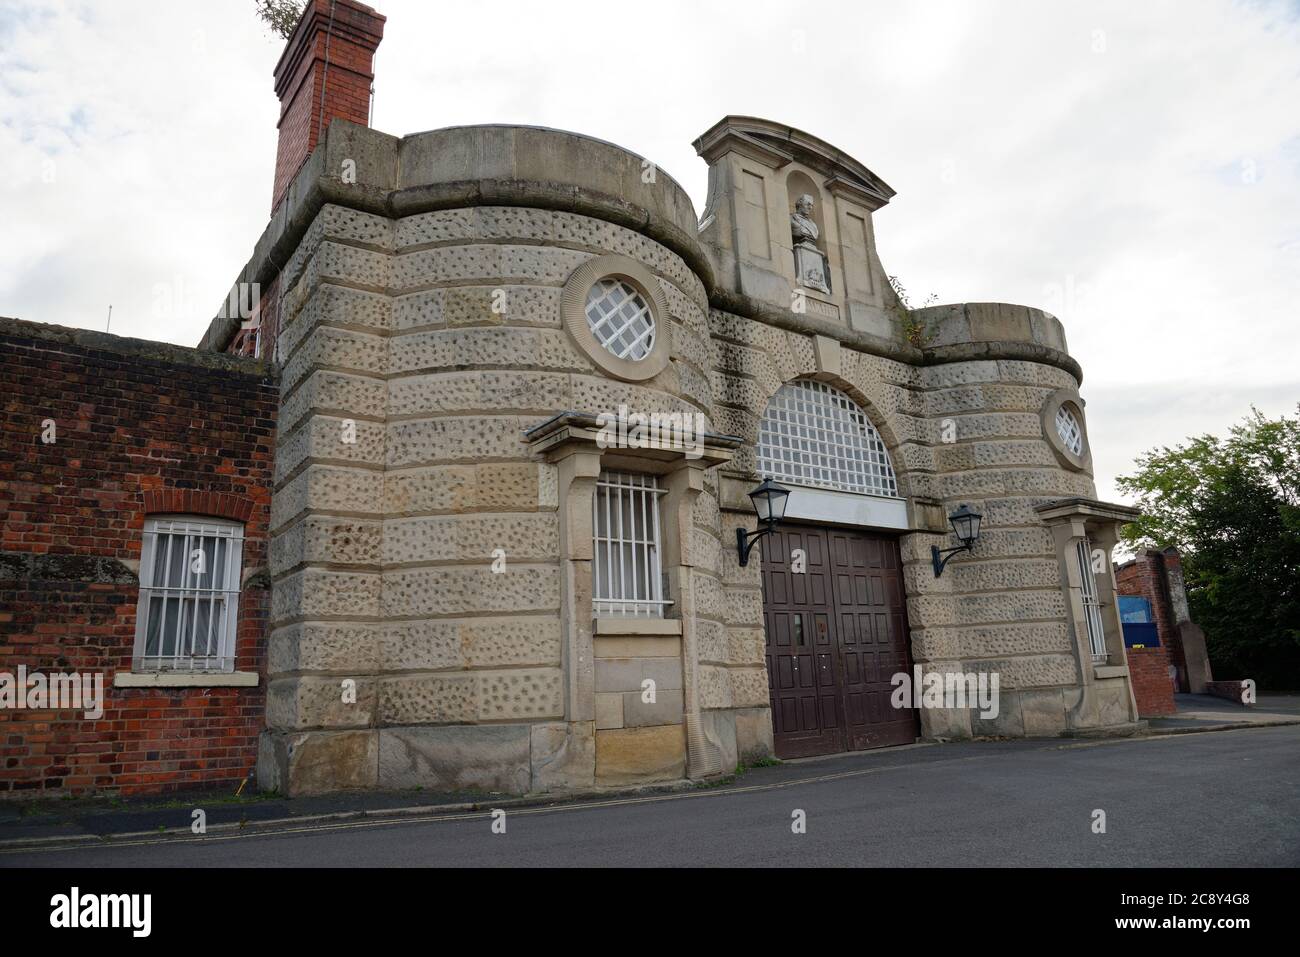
<box><xmin>585</xmin><ymin>278</ymin><xmax>656</xmax><ymax>361</ymax></box>
<box><xmin>757</xmin><ymin>379</ymin><xmax>899</xmax><ymax>497</ymax></box>
<box><xmin>1056</xmin><ymin>404</ymin><xmax>1085</xmax><ymax>455</ymax></box>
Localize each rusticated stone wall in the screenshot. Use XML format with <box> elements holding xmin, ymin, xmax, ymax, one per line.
<box><xmin>705</xmin><ymin>304</ymin><xmax>1109</xmax><ymax>740</ymax></box>
<box><xmin>261</xmin><ymin>203</ymin><xmax>743</xmax><ymax>794</ymax></box>
<box><xmin>262</xmin><ymin>204</ymin><xmax>1131</xmax><ymax>795</ymax></box>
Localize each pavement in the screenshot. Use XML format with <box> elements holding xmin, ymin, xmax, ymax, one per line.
<box><xmin>1144</xmin><ymin>692</ymin><xmax>1300</xmax><ymax>733</ymax></box>
<box><xmin>1</xmin><ymin>719</ymin><xmax>1297</xmax><ymax>867</ymax></box>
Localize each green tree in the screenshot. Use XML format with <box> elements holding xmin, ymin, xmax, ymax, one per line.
<box><xmin>255</xmin><ymin>0</ymin><xmax>306</xmax><ymax>39</ymax></box>
<box><xmin>1117</xmin><ymin>407</ymin><xmax>1300</xmax><ymax>688</ymax></box>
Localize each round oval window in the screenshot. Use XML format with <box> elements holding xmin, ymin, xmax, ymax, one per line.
<box><xmin>1055</xmin><ymin>404</ymin><xmax>1085</xmax><ymax>456</ymax></box>
<box><xmin>584</xmin><ymin>278</ymin><xmax>655</xmax><ymax>361</ymax></box>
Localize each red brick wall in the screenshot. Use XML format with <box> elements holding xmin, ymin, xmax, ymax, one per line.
<box><xmin>228</xmin><ymin>275</ymin><xmax>282</xmax><ymax>362</ymax></box>
<box><xmin>1116</xmin><ymin>552</ymin><xmax>1178</xmax><ymax>716</ymax></box>
<box><xmin>0</xmin><ymin>318</ymin><xmax>278</xmax><ymax>797</ymax></box>
<box><xmin>271</xmin><ymin>0</ymin><xmax>385</xmax><ymax>212</ymax></box>
<box><xmin>1126</xmin><ymin>646</ymin><xmax>1177</xmax><ymax>717</ymax></box>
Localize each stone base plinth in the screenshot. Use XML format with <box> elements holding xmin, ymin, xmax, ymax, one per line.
<box><xmin>258</xmin><ymin>721</ymin><xmax>597</xmax><ymax>797</ymax></box>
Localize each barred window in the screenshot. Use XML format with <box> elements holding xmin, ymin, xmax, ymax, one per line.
<box><xmin>1076</xmin><ymin>538</ymin><xmax>1107</xmax><ymax>662</ymax></box>
<box><xmin>133</xmin><ymin>516</ymin><xmax>243</xmax><ymax>672</ymax></box>
<box><xmin>592</xmin><ymin>472</ymin><xmax>669</xmax><ymax>618</ymax></box>
<box><xmin>757</xmin><ymin>379</ymin><xmax>898</xmax><ymax>497</ymax></box>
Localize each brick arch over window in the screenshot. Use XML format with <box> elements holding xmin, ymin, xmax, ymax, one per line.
<box><xmin>757</xmin><ymin>378</ymin><xmax>900</xmax><ymax>497</ymax></box>
<box><xmin>141</xmin><ymin>489</ymin><xmax>255</xmax><ymax>523</ymax></box>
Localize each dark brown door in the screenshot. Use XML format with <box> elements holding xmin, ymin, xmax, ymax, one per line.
<box><xmin>761</xmin><ymin>525</ymin><xmax>918</xmax><ymax>758</ymax></box>
<box><xmin>760</xmin><ymin>526</ymin><xmax>842</xmax><ymax>758</ymax></box>
<box><xmin>826</xmin><ymin>529</ymin><xmax>918</xmax><ymax>750</ymax></box>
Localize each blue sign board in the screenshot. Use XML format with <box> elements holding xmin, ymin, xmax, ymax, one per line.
<box><xmin>1119</xmin><ymin>596</ymin><xmax>1153</xmax><ymax>623</ymax></box>
<box><xmin>1122</xmin><ymin>622</ymin><xmax>1159</xmax><ymax>648</ymax></box>
<box><xmin>1119</xmin><ymin>597</ymin><xmax>1159</xmax><ymax>647</ymax></box>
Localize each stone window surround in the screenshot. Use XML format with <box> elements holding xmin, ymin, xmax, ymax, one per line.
<box><xmin>526</xmin><ymin>411</ymin><xmax>740</xmax><ymax>774</ymax></box>
<box><xmin>592</xmin><ymin>469</ymin><xmax>670</xmax><ymax>619</ymax></box>
<box><xmin>561</xmin><ymin>254</ymin><xmax>672</xmax><ymax>382</ymax></box>
<box><xmin>1036</xmin><ymin>498</ymin><xmax>1141</xmax><ymax>682</ymax></box>
<box><xmin>757</xmin><ymin>377</ymin><xmax>900</xmax><ymax>498</ymax></box>
<box><xmin>1041</xmin><ymin>388</ymin><xmax>1093</xmax><ymax>473</ymax></box>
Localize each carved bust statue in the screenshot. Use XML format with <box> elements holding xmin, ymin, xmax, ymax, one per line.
<box><xmin>790</xmin><ymin>193</ymin><xmax>830</xmax><ymax>294</ymax></box>
<box><xmin>791</xmin><ymin>194</ymin><xmax>819</xmax><ymax>245</ymax></box>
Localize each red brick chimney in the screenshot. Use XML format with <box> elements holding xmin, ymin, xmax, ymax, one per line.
<box><xmin>271</xmin><ymin>0</ymin><xmax>385</xmax><ymax>212</ymax></box>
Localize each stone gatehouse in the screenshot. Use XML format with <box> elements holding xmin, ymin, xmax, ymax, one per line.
<box><xmin>1</xmin><ymin>0</ymin><xmax>1145</xmax><ymax>798</ymax></box>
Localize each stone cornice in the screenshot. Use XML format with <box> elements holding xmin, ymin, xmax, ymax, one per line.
<box><xmin>525</xmin><ymin>410</ymin><xmax>741</xmax><ymax>469</ymax></box>
<box><xmin>1034</xmin><ymin>498</ymin><xmax>1142</xmax><ymax>525</ymax></box>
<box><xmin>823</xmin><ymin>173</ymin><xmax>891</xmax><ymax>212</ymax></box>
<box><xmin>694</xmin><ymin>115</ymin><xmax>896</xmax><ymax>207</ymax></box>
<box><xmin>925</xmin><ymin>340</ymin><xmax>1084</xmax><ymax>385</ymax></box>
<box><xmin>692</xmin><ymin>127</ymin><xmax>794</xmax><ymax>170</ymax></box>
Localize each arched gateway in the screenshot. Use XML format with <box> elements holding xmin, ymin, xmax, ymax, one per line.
<box><xmin>756</xmin><ymin>379</ymin><xmax>918</xmax><ymax>757</ymax></box>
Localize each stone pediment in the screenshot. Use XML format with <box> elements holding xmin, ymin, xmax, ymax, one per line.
<box><xmin>694</xmin><ymin>115</ymin><xmax>895</xmax><ymax>212</ymax></box>
<box><xmin>693</xmin><ymin>115</ymin><xmax>899</xmax><ymax>338</ymax></box>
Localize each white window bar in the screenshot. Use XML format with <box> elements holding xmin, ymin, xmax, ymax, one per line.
<box><xmin>1056</xmin><ymin>405</ymin><xmax>1084</xmax><ymax>455</ymax></box>
<box><xmin>592</xmin><ymin>472</ymin><xmax>670</xmax><ymax>618</ymax></box>
<box><xmin>1075</xmin><ymin>537</ymin><xmax>1108</xmax><ymax>662</ymax></box>
<box><xmin>757</xmin><ymin>379</ymin><xmax>899</xmax><ymax>497</ymax></box>
<box><xmin>133</xmin><ymin>516</ymin><xmax>244</xmax><ymax>672</ymax></box>
<box><xmin>584</xmin><ymin>278</ymin><xmax>656</xmax><ymax>361</ymax></box>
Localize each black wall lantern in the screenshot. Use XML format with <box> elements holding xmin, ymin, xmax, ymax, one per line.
<box><xmin>736</xmin><ymin>478</ymin><xmax>791</xmax><ymax>567</ymax></box>
<box><xmin>931</xmin><ymin>504</ymin><xmax>983</xmax><ymax>577</ymax></box>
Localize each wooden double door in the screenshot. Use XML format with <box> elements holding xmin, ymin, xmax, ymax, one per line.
<box><xmin>760</xmin><ymin>525</ymin><xmax>918</xmax><ymax>759</ymax></box>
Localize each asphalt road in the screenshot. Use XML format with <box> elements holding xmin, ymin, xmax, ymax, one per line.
<box><xmin>4</xmin><ymin>726</ymin><xmax>1297</xmax><ymax>867</ymax></box>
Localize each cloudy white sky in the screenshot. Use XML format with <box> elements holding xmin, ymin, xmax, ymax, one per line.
<box><xmin>1</xmin><ymin>0</ymin><xmax>1297</xmax><ymax>503</ymax></box>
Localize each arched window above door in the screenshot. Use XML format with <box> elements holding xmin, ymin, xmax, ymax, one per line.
<box><xmin>757</xmin><ymin>379</ymin><xmax>899</xmax><ymax>497</ymax></box>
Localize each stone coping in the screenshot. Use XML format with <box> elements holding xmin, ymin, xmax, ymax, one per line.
<box><xmin>1</xmin><ymin>316</ymin><xmax>274</xmax><ymax>378</ymax></box>
<box><xmin>195</xmin><ymin>121</ymin><xmax>1088</xmax><ymax>385</ymax></box>
<box><xmin>198</xmin><ymin>120</ymin><xmax>709</xmax><ymax>353</ymax></box>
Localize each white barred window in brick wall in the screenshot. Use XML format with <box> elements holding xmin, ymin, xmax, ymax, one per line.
<box><xmin>592</xmin><ymin>472</ymin><xmax>669</xmax><ymax>618</ymax></box>
<box><xmin>757</xmin><ymin>379</ymin><xmax>899</xmax><ymax>497</ymax></box>
<box><xmin>133</xmin><ymin>516</ymin><xmax>244</xmax><ymax>673</ymax></box>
